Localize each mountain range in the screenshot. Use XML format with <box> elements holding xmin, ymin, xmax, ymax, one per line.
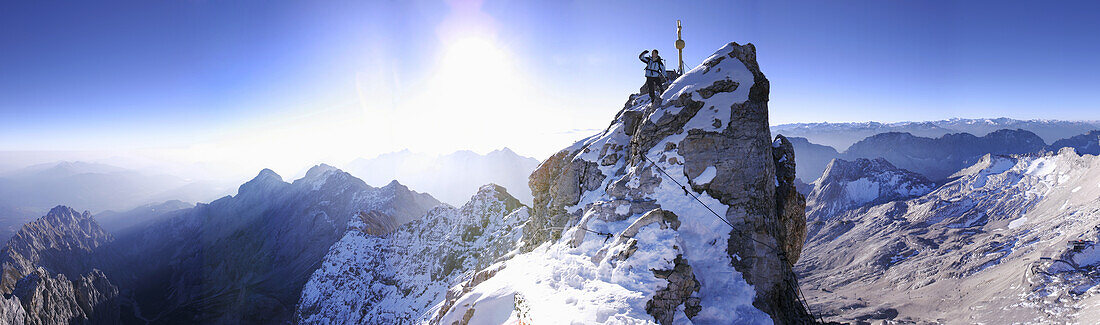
<box><xmin>2</xmin><ymin>40</ymin><xmax>1099</xmax><ymax>325</ymax></box>
<box><xmin>0</xmin><ymin>161</ymin><xmax>231</xmax><ymax>213</ymax></box>
<box><xmin>798</xmin><ymin>148</ymin><xmax>1100</xmax><ymax>323</ymax></box>
<box><xmin>785</xmin><ymin>127</ymin><xmax>1100</xmax><ymax>184</ymax></box>
<box><xmin>772</xmin><ymin>118</ymin><xmax>1100</xmax><ymax>152</ymax></box>
<box><xmin>343</xmin><ymin>148</ymin><xmax>539</xmax><ymax>206</ymax></box>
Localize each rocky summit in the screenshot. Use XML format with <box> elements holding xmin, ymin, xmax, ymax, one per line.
<box><xmin>0</xmin><ymin>206</ymin><xmax>119</xmax><ymax>325</ymax></box>
<box><xmin>425</xmin><ymin>42</ymin><xmax>814</xmax><ymax>324</ymax></box>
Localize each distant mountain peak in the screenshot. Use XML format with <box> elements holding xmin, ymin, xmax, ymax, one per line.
<box><xmin>1</xmin><ymin>205</ymin><xmax>112</xmax><ymax>294</ymax></box>
<box><xmin>45</xmin><ymin>205</ymin><xmax>89</xmax><ymax>222</ymax></box>
<box><xmin>237</xmin><ymin>168</ymin><xmax>287</xmax><ymax>197</ymax></box>
<box><xmin>302</xmin><ymin>164</ymin><xmax>338</xmax><ymax>180</ymax></box>
<box><xmin>255</xmin><ymin>168</ymin><xmax>282</xmax><ymax>181</ymax></box>
<box><xmin>807</xmin><ymin>158</ymin><xmax>935</xmax><ymax>219</ymax></box>
<box><xmin>383</xmin><ymin>179</ymin><xmax>405</xmax><ymax>189</ymax></box>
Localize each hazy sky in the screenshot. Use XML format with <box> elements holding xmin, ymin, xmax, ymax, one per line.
<box><xmin>2</xmin><ymin>0</ymin><xmax>1098</xmax><ymax>174</ymax></box>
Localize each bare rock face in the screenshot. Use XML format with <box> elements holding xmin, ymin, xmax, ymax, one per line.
<box><xmin>0</xmin><ymin>206</ymin><xmax>112</xmax><ymax>293</ymax></box>
<box><xmin>774</xmin><ymin>135</ymin><xmax>808</xmax><ymax>263</ymax></box>
<box><xmin>9</xmin><ymin>268</ymin><xmax>119</xmax><ymax>325</ymax></box>
<box><xmin>524</xmin><ymin>150</ymin><xmax>604</xmax><ymax>248</ymax></box>
<box><xmin>0</xmin><ymin>295</ymin><xmax>25</xmax><ymax>325</ymax></box>
<box><xmin>0</xmin><ymin>206</ymin><xmax>119</xmax><ymax>325</ymax></box>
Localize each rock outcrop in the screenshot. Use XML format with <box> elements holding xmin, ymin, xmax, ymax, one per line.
<box><xmin>438</xmin><ymin>42</ymin><xmax>812</xmax><ymax>324</ymax></box>
<box><xmin>774</xmin><ymin>135</ymin><xmax>808</xmax><ymax>263</ymax></box>
<box><xmin>10</xmin><ymin>268</ymin><xmax>119</xmax><ymax>325</ymax></box>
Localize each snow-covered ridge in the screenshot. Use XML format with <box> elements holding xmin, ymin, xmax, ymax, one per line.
<box><xmin>295</xmin><ymin>184</ymin><xmax>528</xmax><ymax>324</ymax></box>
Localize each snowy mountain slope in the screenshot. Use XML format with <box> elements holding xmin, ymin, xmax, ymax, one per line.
<box><xmin>772</xmin><ymin>118</ymin><xmax>1100</xmax><ymax>151</ymax></box>
<box><xmin>806</xmin><ymin>158</ymin><xmax>935</xmax><ymax>221</ymax></box>
<box><xmin>430</xmin><ymin>42</ymin><xmax>814</xmax><ymax>324</ymax></box>
<box><xmin>295</xmin><ymin>184</ymin><xmax>527</xmax><ymax>324</ymax></box>
<box><xmin>97</xmin><ymin>164</ymin><xmax>442</xmax><ymax>324</ymax></box>
<box><xmin>798</xmin><ymin>148</ymin><xmax>1100</xmax><ymax>324</ymax></box>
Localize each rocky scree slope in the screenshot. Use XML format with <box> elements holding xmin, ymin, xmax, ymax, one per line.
<box><xmin>798</xmin><ymin>148</ymin><xmax>1100</xmax><ymax>324</ymax></box>
<box><xmin>296</xmin><ymin>184</ymin><xmax>528</xmax><ymax>324</ymax></box>
<box><xmin>429</xmin><ymin>42</ymin><xmax>814</xmax><ymax>324</ymax></box>
<box><xmin>0</xmin><ymin>206</ymin><xmax>119</xmax><ymax>325</ymax></box>
<box><xmin>98</xmin><ymin>165</ymin><xmax>441</xmax><ymax>324</ymax></box>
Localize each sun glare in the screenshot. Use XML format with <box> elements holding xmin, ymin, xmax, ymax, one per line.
<box><xmin>386</xmin><ymin>35</ymin><xmax>542</xmax><ymax>155</ymax></box>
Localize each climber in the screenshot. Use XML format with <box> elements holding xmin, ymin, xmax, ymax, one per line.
<box><xmin>638</xmin><ymin>49</ymin><xmax>666</xmax><ymax>103</ymax></box>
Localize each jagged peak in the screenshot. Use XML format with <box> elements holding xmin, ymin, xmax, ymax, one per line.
<box><xmin>476</xmin><ymin>183</ymin><xmax>507</xmax><ymax>195</ymax></box>
<box><xmin>809</xmin><ymin>157</ymin><xmax>935</xmax><ymax>219</ymax></box>
<box><xmin>302</xmin><ymin>163</ymin><xmax>339</xmax><ymax>180</ymax></box>
<box><xmin>381</xmin><ymin>179</ymin><xmax>406</xmax><ymax>190</ymax></box>
<box><xmin>254</xmin><ymin>168</ymin><xmax>283</xmax><ymax>182</ymax></box>
<box><xmin>46</xmin><ymin>205</ymin><xmax>87</xmax><ymax>220</ymax></box>
<box><xmin>471</xmin><ymin>183</ymin><xmax>519</xmax><ymax>204</ymax></box>
<box><xmin>822</xmin><ymin>157</ymin><xmax>898</xmax><ymax>175</ymax></box>
<box><xmin>237</xmin><ymin>168</ymin><xmax>287</xmax><ymax>196</ymax></box>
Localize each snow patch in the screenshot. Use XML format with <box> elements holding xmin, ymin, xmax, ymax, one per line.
<box><xmin>1026</xmin><ymin>158</ymin><xmax>1057</xmax><ymax>177</ymax></box>
<box><xmin>844</xmin><ymin>178</ymin><xmax>881</xmax><ymax>205</ymax></box>
<box><xmin>693</xmin><ymin>166</ymin><xmax>717</xmax><ymax>185</ymax></box>
<box><xmin>1008</xmin><ymin>217</ymin><xmax>1028</xmax><ymax>230</ymax></box>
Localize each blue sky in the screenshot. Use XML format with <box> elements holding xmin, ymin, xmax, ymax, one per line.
<box><xmin>1</xmin><ymin>0</ymin><xmax>1098</xmax><ymax>167</ymax></box>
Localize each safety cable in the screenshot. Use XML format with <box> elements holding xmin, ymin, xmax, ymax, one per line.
<box><xmin>637</xmin><ymin>152</ymin><xmax>826</xmax><ymax>324</ymax></box>
<box><xmin>549</xmin><ymin>226</ymin><xmax>614</xmax><ymax>242</ymax></box>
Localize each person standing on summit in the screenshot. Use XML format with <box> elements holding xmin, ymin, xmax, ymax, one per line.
<box><xmin>639</xmin><ymin>49</ymin><xmax>666</xmax><ymax>103</ymax></box>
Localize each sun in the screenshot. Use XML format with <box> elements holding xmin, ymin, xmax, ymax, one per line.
<box><xmin>430</xmin><ymin>36</ymin><xmax>520</xmax><ymax>99</ymax></box>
